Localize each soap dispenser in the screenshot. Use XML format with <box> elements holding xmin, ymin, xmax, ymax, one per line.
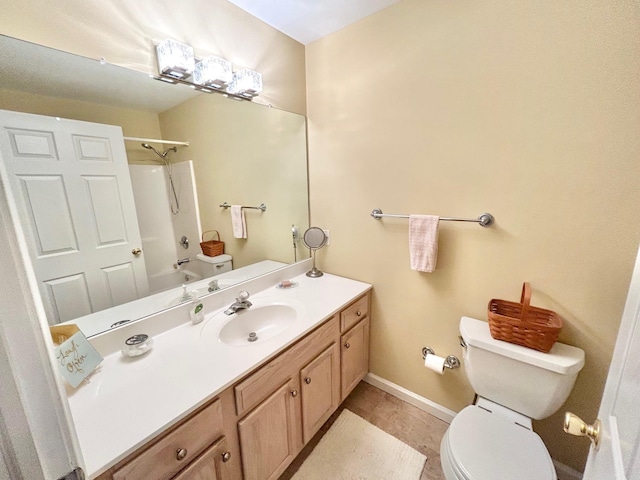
<box><xmin>190</xmin><ymin>290</ymin><xmax>204</xmax><ymax>325</ymax></box>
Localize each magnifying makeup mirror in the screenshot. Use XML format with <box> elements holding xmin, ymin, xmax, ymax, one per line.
<box><xmin>303</xmin><ymin>227</ymin><xmax>328</xmax><ymax>278</ymax></box>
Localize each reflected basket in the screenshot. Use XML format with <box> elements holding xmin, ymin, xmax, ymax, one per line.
<box><xmin>487</xmin><ymin>282</ymin><xmax>563</xmax><ymax>353</ymax></box>
<box><xmin>200</xmin><ymin>230</ymin><xmax>224</xmax><ymax>257</ymax></box>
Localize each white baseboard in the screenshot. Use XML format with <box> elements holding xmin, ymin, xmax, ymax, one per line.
<box><xmin>363</xmin><ymin>373</ymin><xmax>456</xmax><ymax>423</ymax></box>
<box><xmin>362</xmin><ymin>373</ymin><xmax>583</xmax><ymax>480</ymax></box>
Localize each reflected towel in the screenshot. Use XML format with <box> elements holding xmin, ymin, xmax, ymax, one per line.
<box><xmin>409</xmin><ymin>215</ymin><xmax>440</xmax><ymax>272</ymax></box>
<box><xmin>231</xmin><ymin>205</ymin><xmax>247</xmax><ymax>239</ymax></box>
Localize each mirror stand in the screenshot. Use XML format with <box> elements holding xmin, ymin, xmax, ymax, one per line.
<box><xmin>303</xmin><ymin>227</ymin><xmax>327</xmax><ymax>278</ymax></box>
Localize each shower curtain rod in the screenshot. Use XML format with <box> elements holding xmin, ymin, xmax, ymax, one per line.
<box><xmin>123</xmin><ymin>136</ymin><xmax>190</xmax><ymax>146</ymax></box>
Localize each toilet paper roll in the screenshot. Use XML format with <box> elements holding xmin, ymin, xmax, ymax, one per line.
<box><xmin>424</xmin><ymin>353</ymin><xmax>446</xmax><ymax>375</ymax></box>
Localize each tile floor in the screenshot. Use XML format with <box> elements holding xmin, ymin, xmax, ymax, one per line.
<box><xmin>280</xmin><ymin>381</ymin><xmax>449</xmax><ymax>480</ymax></box>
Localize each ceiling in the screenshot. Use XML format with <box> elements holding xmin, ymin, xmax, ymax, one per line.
<box><xmin>226</xmin><ymin>0</ymin><xmax>402</xmax><ymax>45</ymax></box>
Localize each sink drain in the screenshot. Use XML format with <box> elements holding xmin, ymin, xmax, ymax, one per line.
<box><xmin>248</xmin><ymin>332</ymin><xmax>258</xmax><ymax>342</ymax></box>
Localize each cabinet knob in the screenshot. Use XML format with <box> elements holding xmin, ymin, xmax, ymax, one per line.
<box><xmin>304</xmin><ymin>377</ymin><xmax>311</xmax><ymax>384</ymax></box>
<box><xmin>356</xmin><ymin>311</ymin><xmax>362</xmax><ymax>317</ymax></box>
<box><xmin>291</xmin><ymin>390</ymin><xmax>298</xmax><ymax>397</ymax></box>
<box><xmin>344</xmin><ymin>342</ymin><xmax>351</xmax><ymax>349</ymax></box>
<box><xmin>176</xmin><ymin>448</ymin><xmax>188</xmax><ymax>461</ymax></box>
<box><xmin>222</xmin><ymin>451</ymin><xmax>231</xmax><ymax>462</ymax></box>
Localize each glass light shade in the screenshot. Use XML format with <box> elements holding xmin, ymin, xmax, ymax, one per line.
<box><xmin>193</xmin><ymin>56</ymin><xmax>233</xmax><ymax>88</ymax></box>
<box><xmin>156</xmin><ymin>39</ymin><xmax>195</xmax><ymax>79</ymax></box>
<box><xmin>227</xmin><ymin>69</ymin><xmax>263</xmax><ymax>98</ymax></box>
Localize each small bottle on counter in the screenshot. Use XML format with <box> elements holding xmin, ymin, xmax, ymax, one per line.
<box><xmin>190</xmin><ymin>290</ymin><xmax>204</xmax><ymax>325</ymax></box>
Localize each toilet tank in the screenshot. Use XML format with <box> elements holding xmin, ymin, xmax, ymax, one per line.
<box><xmin>460</xmin><ymin>316</ymin><xmax>585</xmax><ymax>420</ymax></box>
<box><xmin>195</xmin><ymin>253</ymin><xmax>232</xmax><ymax>277</ymax></box>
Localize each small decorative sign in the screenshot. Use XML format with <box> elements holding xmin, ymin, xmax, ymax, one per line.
<box><xmin>51</xmin><ymin>325</ymin><xmax>103</xmax><ymax>388</ymax></box>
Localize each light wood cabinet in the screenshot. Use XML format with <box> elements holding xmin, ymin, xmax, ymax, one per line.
<box><xmin>97</xmin><ymin>290</ymin><xmax>370</xmax><ymax>480</ymax></box>
<box><xmin>173</xmin><ymin>436</ymin><xmax>232</xmax><ymax>480</ymax></box>
<box><xmin>300</xmin><ymin>342</ymin><xmax>340</xmax><ymax>443</ymax></box>
<box><xmin>341</xmin><ymin>316</ymin><xmax>370</xmax><ymax>401</ymax></box>
<box><xmin>107</xmin><ymin>399</ymin><xmax>230</xmax><ymax>480</ymax></box>
<box><xmin>340</xmin><ymin>293</ymin><xmax>371</xmax><ymax>401</ymax></box>
<box><xmin>237</xmin><ymin>380</ymin><xmax>301</xmax><ymax>480</ymax></box>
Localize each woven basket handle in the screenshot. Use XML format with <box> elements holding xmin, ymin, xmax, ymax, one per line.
<box><xmin>519</xmin><ymin>282</ymin><xmax>532</xmax><ymax>319</ymax></box>
<box><xmin>202</xmin><ymin>230</ymin><xmax>220</xmax><ymax>242</ymax></box>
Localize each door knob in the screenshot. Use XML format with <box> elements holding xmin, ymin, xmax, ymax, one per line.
<box><xmin>564</xmin><ymin>412</ymin><xmax>601</xmax><ymax>450</ymax></box>
<box><xmin>131</xmin><ymin>247</ymin><xmax>142</xmax><ymax>256</ymax></box>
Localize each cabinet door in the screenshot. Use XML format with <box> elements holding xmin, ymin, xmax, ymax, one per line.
<box><xmin>172</xmin><ymin>436</ymin><xmax>231</xmax><ymax>480</ymax></box>
<box><xmin>341</xmin><ymin>318</ymin><xmax>370</xmax><ymax>401</ymax></box>
<box><xmin>300</xmin><ymin>342</ymin><xmax>340</xmax><ymax>443</ymax></box>
<box><xmin>238</xmin><ymin>380</ymin><xmax>301</xmax><ymax>480</ymax></box>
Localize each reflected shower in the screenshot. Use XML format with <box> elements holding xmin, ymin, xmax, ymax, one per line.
<box><xmin>142</xmin><ymin>143</ymin><xmax>180</xmax><ymax>214</ymax></box>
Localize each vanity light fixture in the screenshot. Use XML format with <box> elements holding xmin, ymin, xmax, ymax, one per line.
<box><xmin>156</xmin><ymin>39</ymin><xmax>195</xmax><ymax>79</ymax></box>
<box><xmin>154</xmin><ymin>38</ymin><xmax>263</xmax><ymax>101</ymax></box>
<box><xmin>193</xmin><ymin>55</ymin><xmax>233</xmax><ymax>89</ymax></box>
<box><xmin>227</xmin><ymin>68</ymin><xmax>263</xmax><ymax>98</ymax></box>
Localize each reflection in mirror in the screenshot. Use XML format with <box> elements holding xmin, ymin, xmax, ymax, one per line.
<box><xmin>303</xmin><ymin>227</ymin><xmax>328</xmax><ymax>278</ymax></box>
<box><xmin>0</xmin><ymin>35</ymin><xmax>310</xmax><ymax>337</ymax></box>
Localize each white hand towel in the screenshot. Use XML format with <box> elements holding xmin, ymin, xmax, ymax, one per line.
<box><xmin>409</xmin><ymin>215</ymin><xmax>440</xmax><ymax>273</ymax></box>
<box><xmin>231</xmin><ymin>205</ymin><xmax>247</xmax><ymax>239</ymax></box>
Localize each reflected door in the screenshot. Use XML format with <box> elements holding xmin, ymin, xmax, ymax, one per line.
<box><xmin>0</xmin><ymin>109</ymin><xmax>149</xmax><ymax>324</ymax></box>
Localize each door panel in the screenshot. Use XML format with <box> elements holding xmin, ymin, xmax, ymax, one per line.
<box><xmin>238</xmin><ymin>380</ymin><xmax>299</xmax><ymax>480</ymax></box>
<box><xmin>300</xmin><ymin>342</ymin><xmax>340</xmax><ymax>443</ymax></box>
<box><xmin>17</xmin><ymin>174</ymin><xmax>78</xmax><ymax>255</ymax></box>
<box><xmin>0</xmin><ymin>109</ymin><xmax>149</xmax><ymax>324</ymax></box>
<box><xmin>583</xmin><ymin>245</ymin><xmax>640</xmax><ymax>479</ymax></box>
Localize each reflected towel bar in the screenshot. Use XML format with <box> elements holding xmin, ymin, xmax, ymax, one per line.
<box><xmin>371</xmin><ymin>208</ymin><xmax>494</xmax><ymax>227</ymax></box>
<box><xmin>220</xmin><ymin>202</ymin><xmax>267</xmax><ymax>212</ymax></box>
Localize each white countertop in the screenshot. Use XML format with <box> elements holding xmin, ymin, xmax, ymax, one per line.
<box><xmin>66</xmin><ymin>266</ymin><xmax>371</xmax><ymax>478</ymax></box>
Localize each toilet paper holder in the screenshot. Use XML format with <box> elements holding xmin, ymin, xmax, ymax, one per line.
<box><xmin>422</xmin><ymin>347</ymin><xmax>461</xmax><ymax>369</ymax></box>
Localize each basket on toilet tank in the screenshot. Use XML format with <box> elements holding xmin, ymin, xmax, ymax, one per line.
<box><xmin>487</xmin><ymin>282</ymin><xmax>562</xmax><ymax>353</ymax></box>
<box><xmin>200</xmin><ymin>230</ymin><xmax>225</xmax><ymax>257</ymax></box>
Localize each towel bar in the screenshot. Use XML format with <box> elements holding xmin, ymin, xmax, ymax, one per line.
<box><xmin>371</xmin><ymin>209</ymin><xmax>494</xmax><ymax>227</ymax></box>
<box><xmin>220</xmin><ymin>202</ymin><xmax>267</xmax><ymax>212</ymax></box>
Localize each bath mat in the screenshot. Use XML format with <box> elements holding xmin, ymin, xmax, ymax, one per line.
<box><xmin>291</xmin><ymin>409</ymin><xmax>426</xmax><ymax>480</ymax></box>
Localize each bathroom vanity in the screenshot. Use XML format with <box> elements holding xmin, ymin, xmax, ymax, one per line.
<box><xmin>69</xmin><ymin>264</ymin><xmax>371</xmax><ymax>480</ymax></box>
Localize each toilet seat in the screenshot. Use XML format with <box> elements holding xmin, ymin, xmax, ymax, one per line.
<box><xmin>441</xmin><ymin>406</ymin><xmax>556</xmax><ymax>480</ymax></box>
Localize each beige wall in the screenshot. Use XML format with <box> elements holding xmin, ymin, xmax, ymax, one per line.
<box><xmin>0</xmin><ymin>0</ymin><xmax>306</xmax><ymax>115</ymax></box>
<box><xmin>306</xmin><ymin>0</ymin><xmax>640</xmax><ymax>472</ymax></box>
<box><xmin>158</xmin><ymin>95</ymin><xmax>309</xmax><ymax>267</ymax></box>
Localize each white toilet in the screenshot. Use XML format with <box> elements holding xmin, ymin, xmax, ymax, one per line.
<box><xmin>440</xmin><ymin>316</ymin><xmax>585</xmax><ymax>480</ymax></box>
<box><xmin>195</xmin><ymin>253</ymin><xmax>233</xmax><ymax>277</ymax></box>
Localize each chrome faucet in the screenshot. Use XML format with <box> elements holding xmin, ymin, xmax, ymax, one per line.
<box><xmin>176</xmin><ymin>257</ymin><xmax>190</xmax><ymax>266</ymax></box>
<box><xmin>224</xmin><ymin>291</ymin><xmax>252</xmax><ymax>315</ymax></box>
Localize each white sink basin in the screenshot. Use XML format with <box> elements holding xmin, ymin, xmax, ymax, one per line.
<box><xmin>211</xmin><ymin>302</ymin><xmax>299</xmax><ymax>346</ymax></box>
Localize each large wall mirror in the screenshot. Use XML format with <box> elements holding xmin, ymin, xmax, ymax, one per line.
<box><xmin>0</xmin><ymin>35</ymin><xmax>310</xmax><ymax>337</ymax></box>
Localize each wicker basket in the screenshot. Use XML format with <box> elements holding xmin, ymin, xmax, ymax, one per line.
<box><xmin>487</xmin><ymin>282</ymin><xmax>562</xmax><ymax>353</ymax></box>
<box><xmin>200</xmin><ymin>230</ymin><xmax>224</xmax><ymax>257</ymax></box>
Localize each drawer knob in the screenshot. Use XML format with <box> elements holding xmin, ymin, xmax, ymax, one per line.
<box><xmin>176</xmin><ymin>448</ymin><xmax>188</xmax><ymax>461</ymax></box>
<box><xmin>291</xmin><ymin>390</ymin><xmax>298</xmax><ymax>397</ymax></box>
<box><xmin>356</xmin><ymin>311</ymin><xmax>362</xmax><ymax>317</ymax></box>
<box><xmin>222</xmin><ymin>451</ymin><xmax>231</xmax><ymax>462</ymax></box>
<box><xmin>344</xmin><ymin>342</ymin><xmax>351</xmax><ymax>349</ymax></box>
<box><xmin>304</xmin><ymin>377</ymin><xmax>312</xmax><ymax>384</ymax></box>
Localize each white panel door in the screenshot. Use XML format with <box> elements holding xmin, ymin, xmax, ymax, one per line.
<box><xmin>581</xmin><ymin>244</ymin><xmax>640</xmax><ymax>480</ymax></box>
<box><xmin>0</xmin><ymin>109</ymin><xmax>149</xmax><ymax>324</ymax></box>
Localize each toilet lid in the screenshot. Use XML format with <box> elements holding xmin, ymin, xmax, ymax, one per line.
<box><xmin>447</xmin><ymin>406</ymin><xmax>556</xmax><ymax>480</ymax></box>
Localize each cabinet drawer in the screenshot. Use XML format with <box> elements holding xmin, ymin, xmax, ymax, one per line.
<box><xmin>113</xmin><ymin>399</ymin><xmax>224</xmax><ymax>480</ymax></box>
<box><xmin>340</xmin><ymin>293</ymin><xmax>369</xmax><ymax>332</ymax></box>
<box><xmin>235</xmin><ymin>316</ymin><xmax>338</xmax><ymax>417</ymax></box>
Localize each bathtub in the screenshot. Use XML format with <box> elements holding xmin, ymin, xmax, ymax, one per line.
<box><xmin>148</xmin><ymin>268</ymin><xmax>202</xmax><ymax>294</ymax></box>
